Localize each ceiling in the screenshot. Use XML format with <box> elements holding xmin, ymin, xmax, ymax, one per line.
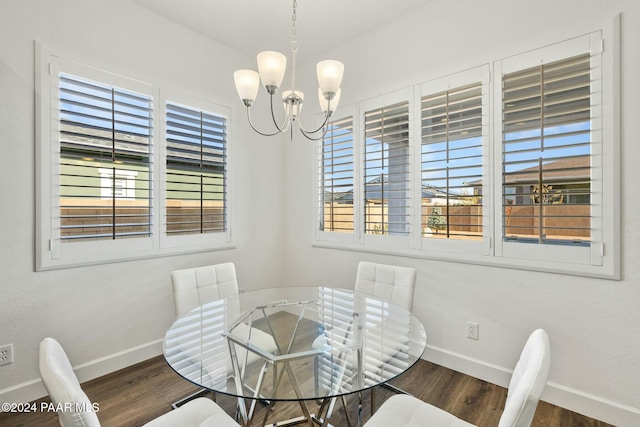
<box><xmin>130</xmin><ymin>0</ymin><xmax>431</xmax><ymax>63</ymax></box>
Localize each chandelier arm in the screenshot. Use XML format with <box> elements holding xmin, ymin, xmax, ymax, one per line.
<box><xmin>269</xmin><ymin>92</ymin><xmax>291</xmax><ymax>133</ymax></box>
<box><xmin>297</xmin><ymin>110</ymin><xmax>332</xmax><ymax>135</ymax></box>
<box><xmin>299</xmin><ymin>125</ymin><xmax>328</xmax><ymax>141</ymax></box>
<box><xmin>245</xmin><ymin>105</ymin><xmax>282</xmax><ymax>137</ymax></box>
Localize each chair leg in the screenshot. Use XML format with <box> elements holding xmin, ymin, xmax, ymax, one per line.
<box><xmin>381</xmin><ymin>382</ymin><xmax>413</xmax><ymax>396</ymax></box>
<box><xmin>370</xmin><ymin>387</ymin><xmax>376</xmax><ymax>416</ymax></box>
<box><xmin>341</xmin><ymin>395</ymin><xmax>353</xmax><ymax>427</ymax></box>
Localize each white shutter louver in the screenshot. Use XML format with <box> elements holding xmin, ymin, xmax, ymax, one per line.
<box><xmin>319</xmin><ymin>116</ymin><xmax>354</xmax><ymax>233</ymax></box>
<box><xmin>502</xmin><ymin>54</ymin><xmax>591</xmax><ymax>246</ymax></box>
<box><xmin>421</xmin><ymin>83</ymin><xmax>483</xmax><ymax>239</ymax></box>
<box><xmin>59</xmin><ymin>73</ymin><xmax>153</xmax><ymax>242</ymax></box>
<box><xmin>166</xmin><ymin>103</ymin><xmax>227</xmax><ymax>235</ymax></box>
<box><xmin>364</xmin><ymin>101</ymin><xmax>411</xmax><ymax>236</ymax></box>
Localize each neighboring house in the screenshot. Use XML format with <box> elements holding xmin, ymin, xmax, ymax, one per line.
<box><xmin>503</xmin><ymin>156</ymin><xmax>590</xmax><ymax>205</ymax></box>
<box><xmin>466</xmin><ymin>156</ymin><xmax>590</xmax><ymax>206</ymax></box>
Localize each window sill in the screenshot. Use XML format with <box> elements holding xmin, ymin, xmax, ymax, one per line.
<box><xmin>36</xmin><ymin>243</ymin><xmax>236</xmax><ymax>272</ymax></box>
<box><xmin>311</xmin><ymin>240</ymin><xmax>619</xmax><ymax>280</ymax></box>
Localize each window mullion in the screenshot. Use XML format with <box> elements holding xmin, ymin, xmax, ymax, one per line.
<box><xmin>111</xmin><ymin>88</ymin><xmax>116</xmax><ymax>240</ymax></box>
<box><xmin>538</xmin><ymin>65</ymin><xmax>544</xmax><ymax>244</ymax></box>
<box><xmin>200</xmin><ymin>111</ymin><xmax>204</xmax><ymax>234</ymax></box>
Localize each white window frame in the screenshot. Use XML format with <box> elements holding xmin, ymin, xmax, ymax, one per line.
<box><xmin>492</xmin><ymin>28</ymin><xmax>619</xmax><ymax>278</ymax></box>
<box><xmin>36</xmin><ymin>45</ymin><xmax>234</xmax><ymax>270</ymax></box>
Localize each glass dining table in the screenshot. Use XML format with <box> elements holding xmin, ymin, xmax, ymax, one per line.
<box><xmin>163</xmin><ymin>287</ymin><xmax>426</xmax><ymax>427</ymax></box>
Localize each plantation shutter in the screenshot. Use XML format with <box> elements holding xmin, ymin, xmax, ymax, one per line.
<box><xmin>364</xmin><ymin>101</ymin><xmax>411</xmax><ymax>236</ymax></box>
<box><xmin>316</xmin><ymin>288</ymin><xmax>357</xmax><ymax>392</ymax></box>
<box><xmin>319</xmin><ymin>116</ymin><xmax>355</xmax><ymax>233</ymax></box>
<box><xmin>165</xmin><ymin>103</ymin><xmax>227</xmax><ymax>235</ymax></box>
<box><xmin>59</xmin><ymin>73</ymin><xmax>153</xmax><ymax>242</ymax></box>
<box><xmin>164</xmin><ymin>299</ymin><xmax>229</xmax><ymax>389</ymax></box>
<box><xmin>421</xmin><ymin>83</ymin><xmax>483</xmax><ymax>239</ymax></box>
<box><xmin>502</xmin><ymin>54</ymin><xmax>591</xmax><ymax>245</ymax></box>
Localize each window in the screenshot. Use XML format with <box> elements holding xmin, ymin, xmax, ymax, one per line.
<box><xmin>361</xmin><ymin>89</ymin><xmax>413</xmax><ymax>248</ymax></box>
<box><xmin>318</xmin><ymin>113</ymin><xmax>355</xmax><ymax>235</ymax></box>
<box><xmin>501</xmin><ymin>54</ymin><xmax>591</xmax><ymax>246</ymax></box>
<box><xmin>98</xmin><ymin>169</ymin><xmax>138</xmax><ymax>200</ymax></box>
<box><xmin>421</xmin><ymin>82</ymin><xmax>484</xmax><ymax>241</ymax></box>
<box><xmin>313</xmin><ymin>27</ymin><xmax>619</xmax><ymax>279</ymax></box>
<box><xmin>364</xmin><ymin>100</ymin><xmax>411</xmax><ymax>237</ymax></box>
<box><xmin>160</xmin><ymin>90</ymin><xmax>231</xmax><ymax>250</ymax></box>
<box><xmin>493</xmin><ymin>31</ymin><xmax>618</xmax><ymax>277</ymax></box>
<box><xmin>36</xmin><ymin>48</ymin><xmax>233</xmax><ymax>270</ymax></box>
<box><xmin>165</xmin><ymin>102</ymin><xmax>227</xmax><ymax>236</ymax></box>
<box><xmin>58</xmin><ymin>73</ymin><xmax>152</xmax><ymax>242</ymax></box>
<box><xmin>418</xmin><ymin>66</ymin><xmax>490</xmax><ymax>255</ymax></box>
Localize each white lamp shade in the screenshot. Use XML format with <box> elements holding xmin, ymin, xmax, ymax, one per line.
<box><xmin>257</xmin><ymin>51</ymin><xmax>287</xmax><ymax>90</ymax></box>
<box><xmin>318</xmin><ymin>88</ymin><xmax>341</xmax><ymax>113</ymax></box>
<box><xmin>234</xmin><ymin>70</ymin><xmax>260</xmax><ymax>102</ymax></box>
<box><xmin>317</xmin><ymin>60</ymin><xmax>344</xmax><ymax>95</ymax></box>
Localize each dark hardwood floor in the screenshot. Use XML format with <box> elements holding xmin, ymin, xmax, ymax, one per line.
<box><xmin>0</xmin><ymin>355</ymin><xmax>614</xmax><ymax>427</ymax></box>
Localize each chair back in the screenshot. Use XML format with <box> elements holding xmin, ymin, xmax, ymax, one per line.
<box><xmin>498</xmin><ymin>329</ymin><xmax>551</xmax><ymax>427</ymax></box>
<box><xmin>171</xmin><ymin>262</ymin><xmax>239</xmax><ymax>318</ymax></box>
<box><xmin>39</xmin><ymin>338</ymin><xmax>101</xmax><ymax>427</ymax></box>
<box><xmin>354</xmin><ymin>261</ymin><xmax>417</xmax><ymax>311</ymax></box>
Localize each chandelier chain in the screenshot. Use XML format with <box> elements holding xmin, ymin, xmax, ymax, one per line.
<box><xmin>291</xmin><ymin>0</ymin><xmax>298</xmax><ymax>52</ymax></box>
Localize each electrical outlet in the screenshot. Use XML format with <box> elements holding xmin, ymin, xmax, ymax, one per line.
<box><xmin>466</xmin><ymin>322</ymin><xmax>479</xmax><ymax>340</ymax></box>
<box><xmin>0</xmin><ymin>344</ymin><xmax>13</xmax><ymax>366</ymax></box>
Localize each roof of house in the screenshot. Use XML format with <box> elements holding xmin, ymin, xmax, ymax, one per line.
<box><xmin>465</xmin><ymin>156</ymin><xmax>590</xmax><ymax>187</ymax></box>
<box><xmin>504</xmin><ymin>156</ymin><xmax>590</xmax><ymax>184</ymax></box>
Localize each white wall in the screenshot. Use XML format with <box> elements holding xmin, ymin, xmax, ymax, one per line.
<box><xmin>2</xmin><ymin>0</ymin><xmax>639</xmax><ymax>425</ymax></box>
<box><xmin>0</xmin><ymin>0</ymin><xmax>284</xmax><ymax>403</ymax></box>
<box><xmin>284</xmin><ymin>0</ymin><xmax>640</xmax><ymax>425</ymax></box>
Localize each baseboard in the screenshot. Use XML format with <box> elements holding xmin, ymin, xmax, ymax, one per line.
<box><xmin>424</xmin><ymin>344</ymin><xmax>640</xmax><ymax>427</ymax></box>
<box><xmin>0</xmin><ymin>339</ymin><xmax>163</xmax><ymax>410</ymax></box>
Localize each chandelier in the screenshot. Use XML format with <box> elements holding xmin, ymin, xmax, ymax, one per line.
<box><xmin>233</xmin><ymin>0</ymin><xmax>344</xmax><ymax>140</ymax></box>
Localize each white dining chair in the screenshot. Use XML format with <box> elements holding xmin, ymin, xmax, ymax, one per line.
<box><xmin>171</xmin><ymin>262</ymin><xmax>278</xmax><ymax>358</ymax></box>
<box><xmin>314</xmin><ymin>261</ymin><xmax>417</xmax><ymax>422</ymax></box>
<box><xmin>355</xmin><ymin>261</ymin><xmax>418</xmax><ymax>409</ymax></box>
<box><xmin>354</xmin><ymin>261</ymin><xmax>417</xmax><ymax>311</ymax></box>
<box><xmin>170</xmin><ymin>262</ymin><xmax>278</xmax><ymax>408</ymax></box>
<box><xmin>364</xmin><ymin>329</ymin><xmax>551</xmax><ymax>427</ymax></box>
<box><xmin>39</xmin><ymin>337</ymin><xmax>240</xmax><ymax>427</ymax></box>
<box><xmin>171</xmin><ymin>262</ymin><xmax>240</xmax><ymax>318</ymax></box>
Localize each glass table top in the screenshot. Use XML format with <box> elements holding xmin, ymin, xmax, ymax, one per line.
<box><xmin>163</xmin><ymin>286</ymin><xmax>426</xmax><ymax>403</ymax></box>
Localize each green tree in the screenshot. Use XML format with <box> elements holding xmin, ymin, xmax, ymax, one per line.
<box><xmin>427</xmin><ymin>206</ymin><xmax>447</xmax><ymax>234</ymax></box>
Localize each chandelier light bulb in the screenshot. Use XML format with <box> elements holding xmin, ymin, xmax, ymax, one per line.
<box><xmin>234</xmin><ymin>70</ymin><xmax>260</xmax><ymax>105</ymax></box>
<box><xmin>257</xmin><ymin>51</ymin><xmax>287</xmax><ymax>93</ymax></box>
<box><xmin>317</xmin><ymin>60</ymin><xmax>344</xmax><ymax>98</ymax></box>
